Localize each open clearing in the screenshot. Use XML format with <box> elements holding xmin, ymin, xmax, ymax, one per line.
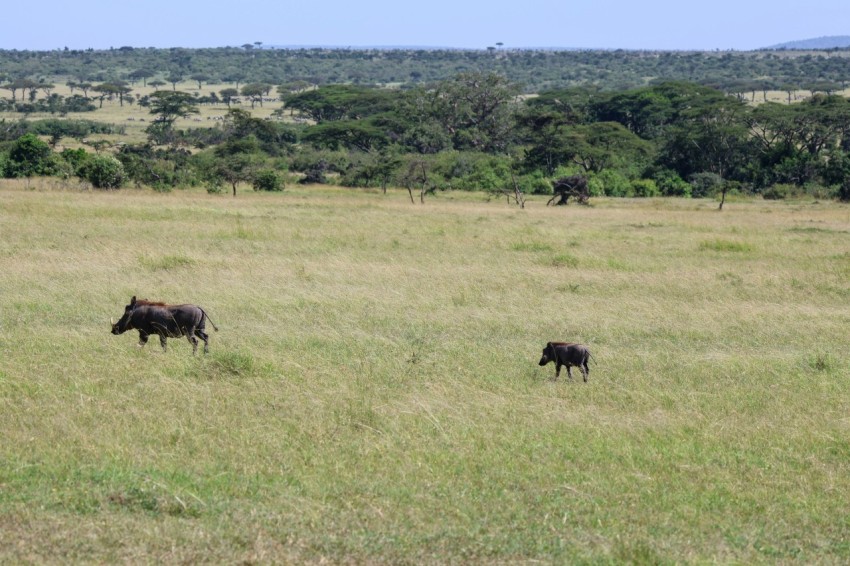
<box><xmin>1</xmin><ymin>182</ymin><xmax>849</xmax><ymax>563</ymax></box>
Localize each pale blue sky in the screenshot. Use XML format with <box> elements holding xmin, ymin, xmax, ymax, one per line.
<box><xmin>5</xmin><ymin>0</ymin><xmax>848</xmax><ymax>51</ymax></box>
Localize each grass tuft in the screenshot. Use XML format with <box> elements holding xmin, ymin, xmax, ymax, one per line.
<box><xmin>203</xmin><ymin>351</ymin><xmax>256</xmax><ymax>378</ymax></box>
<box><xmin>699</xmin><ymin>239</ymin><xmax>753</xmax><ymax>252</ymax></box>
<box><xmin>138</xmin><ymin>254</ymin><xmax>195</xmax><ymax>271</ymax></box>
<box><xmin>511</xmin><ymin>241</ymin><xmax>553</xmax><ymax>252</ymax></box>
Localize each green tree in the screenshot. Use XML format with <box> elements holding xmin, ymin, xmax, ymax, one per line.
<box><xmin>422</xmin><ymin>71</ymin><xmax>521</xmax><ymax>153</ymax></box>
<box><xmin>147</xmin><ymin>90</ymin><xmax>199</xmax><ymax>126</ymax></box>
<box><xmin>208</xmin><ymin>137</ymin><xmax>265</xmax><ymax>196</ymax></box>
<box><xmin>241</xmin><ymin>83</ymin><xmax>272</xmax><ymax>108</ymax></box>
<box><xmin>252</xmin><ymin>169</ymin><xmax>284</xmax><ymax>191</ymax></box>
<box><xmin>190</xmin><ymin>73</ymin><xmax>211</xmax><ymax>90</ymax></box>
<box><xmin>282</xmin><ymin>84</ymin><xmax>394</xmax><ymax>122</ymax></box>
<box><xmin>219</xmin><ymin>88</ymin><xmax>239</xmax><ymax>107</ymax></box>
<box><xmin>301</xmin><ymin>119</ymin><xmax>388</xmax><ymax>152</ymax></box>
<box><xmin>4</xmin><ymin>133</ymin><xmax>58</xmax><ymax>177</ymax></box>
<box><xmin>564</xmin><ymin>121</ymin><xmax>653</xmax><ymax>174</ymax></box>
<box><xmin>660</xmin><ymin>97</ymin><xmax>750</xmax><ymax>208</ymax></box>
<box><xmin>145</xmin><ymin>90</ymin><xmax>199</xmax><ymax>146</ymax></box>
<box><xmin>166</xmin><ymin>73</ymin><xmax>183</xmax><ymax>91</ymax></box>
<box><xmin>127</xmin><ymin>69</ymin><xmax>155</xmax><ymax>87</ymax></box>
<box><xmin>78</xmin><ymin>154</ymin><xmax>126</xmax><ymax>188</ymax></box>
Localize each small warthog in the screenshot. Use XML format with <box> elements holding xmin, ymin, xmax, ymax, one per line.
<box><xmin>538</xmin><ymin>341</ymin><xmax>593</xmax><ymax>381</ymax></box>
<box><xmin>111</xmin><ymin>296</ymin><xmax>218</xmax><ymax>355</ymax></box>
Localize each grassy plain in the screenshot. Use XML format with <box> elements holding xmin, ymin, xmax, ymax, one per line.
<box><xmin>0</xmin><ymin>82</ymin><xmax>288</xmax><ymax>147</ymax></box>
<box><xmin>1</xmin><ymin>181</ymin><xmax>849</xmax><ymax>563</ymax></box>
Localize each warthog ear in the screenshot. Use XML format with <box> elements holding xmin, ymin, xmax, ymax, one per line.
<box><xmin>130</xmin><ymin>296</ymin><xmax>137</xmax><ymax>306</ymax></box>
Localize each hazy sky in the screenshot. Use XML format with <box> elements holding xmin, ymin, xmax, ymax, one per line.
<box><xmin>4</xmin><ymin>0</ymin><xmax>848</xmax><ymax>51</ymax></box>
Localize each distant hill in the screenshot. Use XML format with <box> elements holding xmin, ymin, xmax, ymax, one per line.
<box><xmin>766</xmin><ymin>36</ymin><xmax>850</xmax><ymax>50</ymax></box>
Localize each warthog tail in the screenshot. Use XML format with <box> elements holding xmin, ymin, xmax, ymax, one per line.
<box><xmin>202</xmin><ymin>309</ymin><xmax>219</xmax><ymax>332</ymax></box>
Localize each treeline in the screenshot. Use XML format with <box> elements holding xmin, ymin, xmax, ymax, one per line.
<box><xmin>2</xmin><ymin>46</ymin><xmax>850</xmax><ymax>93</ymax></box>
<box><xmin>2</xmin><ymin>75</ymin><xmax>850</xmax><ymax>201</ymax></box>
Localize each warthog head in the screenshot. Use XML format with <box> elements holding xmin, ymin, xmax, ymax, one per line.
<box><xmin>111</xmin><ymin>295</ymin><xmax>137</xmax><ymax>335</ymax></box>
<box><xmin>538</xmin><ymin>343</ymin><xmax>556</xmax><ymax>366</ymax></box>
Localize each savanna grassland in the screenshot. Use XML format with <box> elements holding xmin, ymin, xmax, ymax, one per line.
<box><xmin>1</xmin><ymin>181</ymin><xmax>849</xmax><ymax>563</ymax></box>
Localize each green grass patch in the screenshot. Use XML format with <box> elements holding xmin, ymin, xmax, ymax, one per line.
<box><xmin>545</xmin><ymin>253</ymin><xmax>580</xmax><ymax>268</ymax></box>
<box><xmin>699</xmin><ymin>239</ymin><xmax>754</xmax><ymax>252</ymax></box>
<box><xmin>511</xmin><ymin>240</ymin><xmax>554</xmax><ymax>252</ymax></box>
<box><xmin>138</xmin><ymin>253</ymin><xmax>195</xmax><ymax>271</ymax></box>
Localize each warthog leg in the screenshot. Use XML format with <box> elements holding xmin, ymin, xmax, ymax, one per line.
<box><xmin>186</xmin><ymin>327</ymin><xmax>200</xmax><ymax>355</ymax></box>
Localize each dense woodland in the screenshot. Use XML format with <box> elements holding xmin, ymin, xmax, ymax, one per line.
<box><xmin>2</xmin><ymin>46</ymin><xmax>850</xmax><ymax>201</ymax></box>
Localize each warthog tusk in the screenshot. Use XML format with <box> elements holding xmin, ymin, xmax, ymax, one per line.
<box><xmin>111</xmin><ymin>317</ymin><xmax>115</xmax><ymax>326</ymax></box>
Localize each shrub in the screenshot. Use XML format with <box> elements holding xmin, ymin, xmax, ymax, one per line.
<box><xmin>586</xmin><ymin>176</ymin><xmax>605</xmax><ymax>197</ymax></box>
<box><xmin>594</xmin><ymin>170</ymin><xmax>632</xmax><ymax>197</ymax></box>
<box><xmin>253</xmin><ymin>169</ymin><xmax>284</xmax><ymax>192</ymax></box>
<box><xmin>289</xmin><ymin>148</ymin><xmax>350</xmax><ymax>175</ymax></box>
<box><xmin>4</xmin><ymin>133</ymin><xmax>59</xmax><ymax>178</ymax></box>
<box><xmin>762</xmin><ymin>183</ymin><xmax>799</xmax><ymax>200</ymax></box>
<box><xmin>515</xmin><ymin>171</ymin><xmax>552</xmax><ymax>195</ymax></box>
<box><xmin>78</xmin><ymin>155</ymin><xmax>126</xmax><ymax>189</ymax></box>
<box><xmin>654</xmin><ymin>170</ymin><xmax>691</xmax><ymax>197</ymax></box>
<box><xmin>428</xmin><ymin>151</ymin><xmax>513</xmax><ymax>192</ymax></box>
<box><xmin>839</xmin><ymin>180</ymin><xmax>850</xmax><ymax>202</ymax></box>
<box><xmin>60</xmin><ymin>148</ymin><xmax>90</xmax><ymax>175</ymax></box>
<box><xmin>631</xmin><ymin>178</ymin><xmax>660</xmax><ymax>198</ymax></box>
<box><xmin>689</xmin><ymin>172</ymin><xmax>723</xmax><ymax>198</ymax></box>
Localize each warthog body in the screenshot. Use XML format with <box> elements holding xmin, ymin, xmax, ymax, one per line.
<box><xmin>111</xmin><ymin>296</ymin><xmax>218</xmax><ymax>355</ymax></box>
<box><xmin>538</xmin><ymin>341</ymin><xmax>592</xmax><ymax>381</ymax></box>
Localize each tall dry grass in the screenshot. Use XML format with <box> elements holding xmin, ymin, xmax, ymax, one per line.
<box><xmin>1</xmin><ymin>181</ymin><xmax>849</xmax><ymax>562</ymax></box>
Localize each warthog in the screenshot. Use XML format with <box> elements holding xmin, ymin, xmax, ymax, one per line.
<box><xmin>538</xmin><ymin>341</ymin><xmax>592</xmax><ymax>381</ymax></box>
<box><xmin>111</xmin><ymin>296</ymin><xmax>218</xmax><ymax>355</ymax></box>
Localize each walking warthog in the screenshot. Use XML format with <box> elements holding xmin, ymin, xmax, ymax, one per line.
<box><xmin>538</xmin><ymin>342</ymin><xmax>592</xmax><ymax>381</ymax></box>
<box><xmin>111</xmin><ymin>296</ymin><xmax>218</xmax><ymax>355</ymax></box>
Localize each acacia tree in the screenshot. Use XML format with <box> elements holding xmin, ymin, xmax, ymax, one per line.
<box><xmin>282</xmin><ymin>85</ymin><xmax>394</xmax><ymax>122</ymax></box>
<box><xmin>210</xmin><ymin>138</ymin><xmax>264</xmax><ymax>196</ymax></box>
<box><xmin>219</xmin><ymin>88</ymin><xmax>239</xmax><ymax>107</ymax></box>
<box><xmin>145</xmin><ymin>90</ymin><xmax>199</xmax><ymax>145</ymax></box>
<box><xmin>398</xmin><ymin>156</ymin><xmax>432</xmax><ymax>203</ymax></box>
<box><xmin>2</xmin><ymin>78</ymin><xmax>39</xmax><ymax>102</ymax></box>
<box><xmin>241</xmin><ymin>83</ymin><xmax>272</xmax><ymax>108</ymax></box>
<box><xmin>190</xmin><ymin>73</ymin><xmax>211</xmax><ymax>90</ymax></box>
<box><xmin>563</xmin><ymin>121</ymin><xmax>654</xmax><ymax>174</ymax></box>
<box><xmin>148</xmin><ymin>90</ymin><xmax>199</xmax><ymax>125</ymax></box>
<box><xmin>424</xmin><ymin>71</ymin><xmax>521</xmax><ymax>153</ymax></box>
<box><xmin>127</xmin><ymin>69</ymin><xmax>155</xmax><ymax>87</ymax></box>
<box><xmin>660</xmin><ymin>98</ymin><xmax>750</xmax><ymax>209</ymax></box>
<box><xmin>166</xmin><ymin>73</ymin><xmax>183</xmax><ymax>91</ymax></box>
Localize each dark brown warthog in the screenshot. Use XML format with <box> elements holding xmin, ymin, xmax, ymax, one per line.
<box><xmin>538</xmin><ymin>342</ymin><xmax>592</xmax><ymax>381</ymax></box>
<box><xmin>111</xmin><ymin>296</ymin><xmax>218</xmax><ymax>355</ymax></box>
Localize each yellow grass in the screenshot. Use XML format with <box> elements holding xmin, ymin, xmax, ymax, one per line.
<box><xmin>1</xmin><ymin>181</ymin><xmax>849</xmax><ymax>562</ymax></box>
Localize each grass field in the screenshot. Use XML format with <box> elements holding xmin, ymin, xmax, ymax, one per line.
<box><xmin>1</xmin><ymin>180</ymin><xmax>849</xmax><ymax>563</ymax></box>
<box><xmin>0</xmin><ymin>82</ymin><xmax>289</xmax><ymax>147</ymax></box>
